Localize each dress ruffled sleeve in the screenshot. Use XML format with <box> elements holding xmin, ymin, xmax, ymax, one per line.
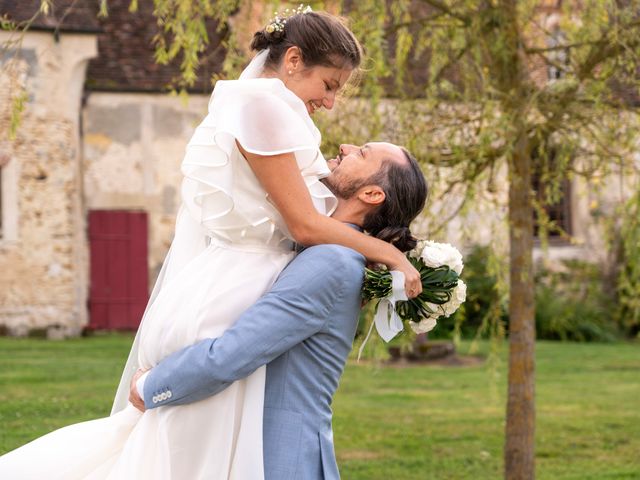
<box><xmin>181</xmin><ymin>78</ymin><xmax>336</xmax><ymax>234</ymax></box>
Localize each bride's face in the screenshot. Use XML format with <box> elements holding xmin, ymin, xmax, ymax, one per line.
<box><xmin>281</xmin><ymin>49</ymin><xmax>352</xmax><ymax>115</ymax></box>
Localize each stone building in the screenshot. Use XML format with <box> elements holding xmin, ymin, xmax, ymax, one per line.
<box><xmin>0</xmin><ymin>0</ymin><xmax>224</xmax><ymax>336</ymax></box>
<box><xmin>0</xmin><ymin>1</ymin><xmax>637</xmax><ymax>336</ymax></box>
<box><xmin>0</xmin><ymin>1</ymin><xmax>99</xmax><ymax>336</ymax></box>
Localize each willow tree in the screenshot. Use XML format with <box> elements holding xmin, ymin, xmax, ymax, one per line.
<box><xmin>346</xmin><ymin>1</ymin><xmax>640</xmax><ymax>479</ymax></box>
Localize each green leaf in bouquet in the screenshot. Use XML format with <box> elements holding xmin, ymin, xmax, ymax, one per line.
<box><xmin>362</xmin><ymin>254</ymin><xmax>461</xmax><ymax>325</ymax></box>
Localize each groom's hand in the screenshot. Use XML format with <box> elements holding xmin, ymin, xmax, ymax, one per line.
<box><xmin>129</xmin><ymin>368</ymin><xmax>149</xmax><ymax>412</ymax></box>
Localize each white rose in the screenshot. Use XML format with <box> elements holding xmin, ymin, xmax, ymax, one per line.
<box><xmin>409</xmin><ymin>239</ymin><xmax>428</xmax><ymax>260</ymax></box>
<box><xmin>420</xmin><ymin>241</ymin><xmax>464</xmax><ymax>274</ymax></box>
<box><xmin>454</xmin><ymin>279</ymin><xmax>467</xmax><ymax>303</ymax></box>
<box><xmin>409</xmin><ymin>317</ymin><xmax>437</xmax><ymax>334</ymax></box>
<box><xmin>442</xmin><ymin>280</ymin><xmax>467</xmax><ymax>317</ymax></box>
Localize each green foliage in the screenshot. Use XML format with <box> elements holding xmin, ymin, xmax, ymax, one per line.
<box><xmin>8</xmin><ymin>90</ymin><xmax>27</xmax><ymax>140</ymax></box>
<box><xmin>362</xmin><ymin>256</ymin><xmax>459</xmax><ymax>324</ymax></box>
<box><xmin>100</xmin><ymin>0</ymin><xmax>243</xmax><ymax>91</ymax></box>
<box><xmin>343</xmin><ymin>0</ymin><xmax>390</xmax><ymax>137</ymax></box>
<box><xmin>2</xmin><ymin>1</ymin><xmax>55</xmax><ymax>139</ymax></box>
<box><xmin>535</xmin><ymin>260</ymin><xmax>619</xmax><ymax>342</ymax></box>
<box><xmin>20</xmin><ymin>1</ymin><xmax>637</xmax><ymax>186</ymax></box>
<box><xmin>429</xmin><ymin>245</ymin><xmax>507</xmax><ymax>340</ymax></box>
<box><xmin>340</xmin><ymin>0</ymin><xmax>640</xmax><ymax>241</ymax></box>
<box><xmin>612</xmin><ymin>189</ymin><xmax>640</xmax><ymax>337</ymax></box>
<box><xmin>39</xmin><ymin>0</ymin><xmax>53</xmax><ymax>15</ymax></box>
<box><xmin>432</xmin><ymin>247</ymin><xmax>623</xmax><ymax>343</ymax></box>
<box><xmin>0</xmin><ymin>14</ymin><xmax>17</xmax><ymax>30</ymax></box>
<box><xmin>152</xmin><ymin>1</ymin><xmax>219</xmax><ymax>90</ymax></box>
<box><xmin>98</xmin><ymin>0</ymin><xmax>108</xmax><ymax>17</ymax></box>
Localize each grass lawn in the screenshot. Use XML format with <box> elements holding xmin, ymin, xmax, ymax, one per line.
<box><xmin>0</xmin><ymin>335</ymin><xmax>638</xmax><ymax>479</ymax></box>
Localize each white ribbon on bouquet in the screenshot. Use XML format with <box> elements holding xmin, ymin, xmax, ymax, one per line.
<box><xmin>357</xmin><ymin>270</ymin><xmax>408</xmax><ymax>360</ymax></box>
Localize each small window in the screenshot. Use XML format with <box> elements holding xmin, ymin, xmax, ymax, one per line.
<box><xmin>533</xmin><ymin>176</ymin><xmax>572</xmax><ymax>238</ymax></box>
<box><xmin>532</xmin><ymin>148</ymin><xmax>572</xmax><ymax>239</ymax></box>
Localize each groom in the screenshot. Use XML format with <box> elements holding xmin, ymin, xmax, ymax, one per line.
<box><xmin>129</xmin><ymin>142</ymin><xmax>428</xmax><ymax>479</ymax></box>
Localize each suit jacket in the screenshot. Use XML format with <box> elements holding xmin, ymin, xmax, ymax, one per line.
<box><xmin>143</xmin><ymin>244</ymin><xmax>366</xmax><ymax>479</ymax></box>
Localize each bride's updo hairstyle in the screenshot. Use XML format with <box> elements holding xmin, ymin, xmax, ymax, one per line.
<box><xmin>250</xmin><ymin>10</ymin><xmax>362</xmax><ymax>72</ymax></box>
<box><xmin>363</xmin><ymin>149</ymin><xmax>428</xmax><ymax>252</ymax></box>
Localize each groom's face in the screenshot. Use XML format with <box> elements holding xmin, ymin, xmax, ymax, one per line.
<box><xmin>324</xmin><ymin>142</ymin><xmax>405</xmax><ymax>199</ymax></box>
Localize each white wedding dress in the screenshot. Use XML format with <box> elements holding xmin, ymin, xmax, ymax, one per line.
<box><xmin>0</xmin><ymin>52</ymin><xmax>337</xmax><ymax>480</ymax></box>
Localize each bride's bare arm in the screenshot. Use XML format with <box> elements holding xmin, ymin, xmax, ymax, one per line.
<box><xmin>240</xmin><ymin>145</ymin><xmax>422</xmax><ymax>297</ymax></box>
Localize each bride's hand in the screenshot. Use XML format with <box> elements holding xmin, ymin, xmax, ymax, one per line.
<box><xmin>390</xmin><ymin>255</ymin><xmax>422</xmax><ymax>299</ymax></box>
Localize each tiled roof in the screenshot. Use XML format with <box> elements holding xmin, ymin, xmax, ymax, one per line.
<box><xmin>0</xmin><ymin>0</ymin><xmax>101</xmax><ymax>33</ymax></box>
<box><xmin>0</xmin><ymin>0</ymin><xmax>225</xmax><ymax>93</ymax></box>
<box><xmin>86</xmin><ymin>0</ymin><xmax>226</xmax><ymax>93</ymax></box>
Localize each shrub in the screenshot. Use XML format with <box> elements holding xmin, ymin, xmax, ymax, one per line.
<box><xmin>430</xmin><ymin>245</ymin><xmax>507</xmax><ymax>340</ymax></box>
<box><xmin>359</xmin><ymin>245</ymin><xmax>621</xmax><ymax>344</ymax></box>
<box><xmin>435</xmin><ymin>248</ymin><xmax>619</xmax><ymax>342</ymax></box>
<box><xmin>534</xmin><ymin>260</ymin><xmax>619</xmax><ymax>342</ymax></box>
<box><xmin>610</xmin><ymin>190</ymin><xmax>640</xmax><ymax>338</ymax></box>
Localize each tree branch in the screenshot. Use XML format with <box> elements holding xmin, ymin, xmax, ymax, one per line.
<box><xmin>524</xmin><ymin>41</ymin><xmax>603</xmax><ymax>55</ymax></box>
<box><xmin>53</xmin><ymin>0</ymin><xmax>81</xmax><ymax>41</ymax></box>
<box><xmin>577</xmin><ymin>20</ymin><xmax>640</xmax><ymax>81</ymax></box>
<box><xmin>431</xmin><ymin>41</ymin><xmax>471</xmax><ymax>84</ymax></box>
<box><xmin>386</xmin><ymin>12</ymin><xmax>447</xmax><ymax>35</ymax></box>
<box><xmin>418</xmin><ymin>143</ymin><xmax>507</xmax><ymax>167</ymax></box>
<box><xmin>414</xmin><ymin>0</ymin><xmax>471</xmax><ymax>25</ymax></box>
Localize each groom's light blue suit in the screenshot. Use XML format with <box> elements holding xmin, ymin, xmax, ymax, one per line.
<box><xmin>142</xmin><ymin>243</ymin><xmax>366</xmax><ymax>480</ymax></box>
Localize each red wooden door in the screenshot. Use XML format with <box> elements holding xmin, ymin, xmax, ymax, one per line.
<box><xmin>88</xmin><ymin>210</ymin><xmax>149</xmax><ymax>330</ymax></box>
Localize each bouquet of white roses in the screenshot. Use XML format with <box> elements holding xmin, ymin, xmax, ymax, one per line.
<box><xmin>362</xmin><ymin>240</ymin><xmax>467</xmax><ymax>342</ymax></box>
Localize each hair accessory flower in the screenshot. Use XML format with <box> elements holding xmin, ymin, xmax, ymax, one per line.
<box><xmin>265</xmin><ymin>4</ymin><xmax>313</xmax><ymax>36</ymax></box>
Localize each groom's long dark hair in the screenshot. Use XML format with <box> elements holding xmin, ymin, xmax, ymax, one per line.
<box><xmin>363</xmin><ymin>149</ymin><xmax>428</xmax><ymax>252</ymax></box>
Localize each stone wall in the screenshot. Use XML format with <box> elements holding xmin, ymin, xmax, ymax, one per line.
<box><xmin>0</xmin><ymin>31</ymin><xmax>97</xmax><ymax>336</ymax></box>
<box><xmin>82</xmin><ymin>92</ymin><xmax>210</xmax><ymax>282</ymax></box>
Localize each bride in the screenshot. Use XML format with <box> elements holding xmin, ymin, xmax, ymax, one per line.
<box><xmin>0</xmin><ymin>8</ymin><xmax>421</xmax><ymax>479</ymax></box>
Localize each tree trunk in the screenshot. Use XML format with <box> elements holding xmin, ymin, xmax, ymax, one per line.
<box><xmin>505</xmin><ymin>135</ymin><xmax>536</xmax><ymax>480</ymax></box>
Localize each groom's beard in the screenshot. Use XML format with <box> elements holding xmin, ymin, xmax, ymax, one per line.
<box><xmin>321</xmin><ymin>174</ymin><xmax>361</xmax><ymax>200</ymax></box>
